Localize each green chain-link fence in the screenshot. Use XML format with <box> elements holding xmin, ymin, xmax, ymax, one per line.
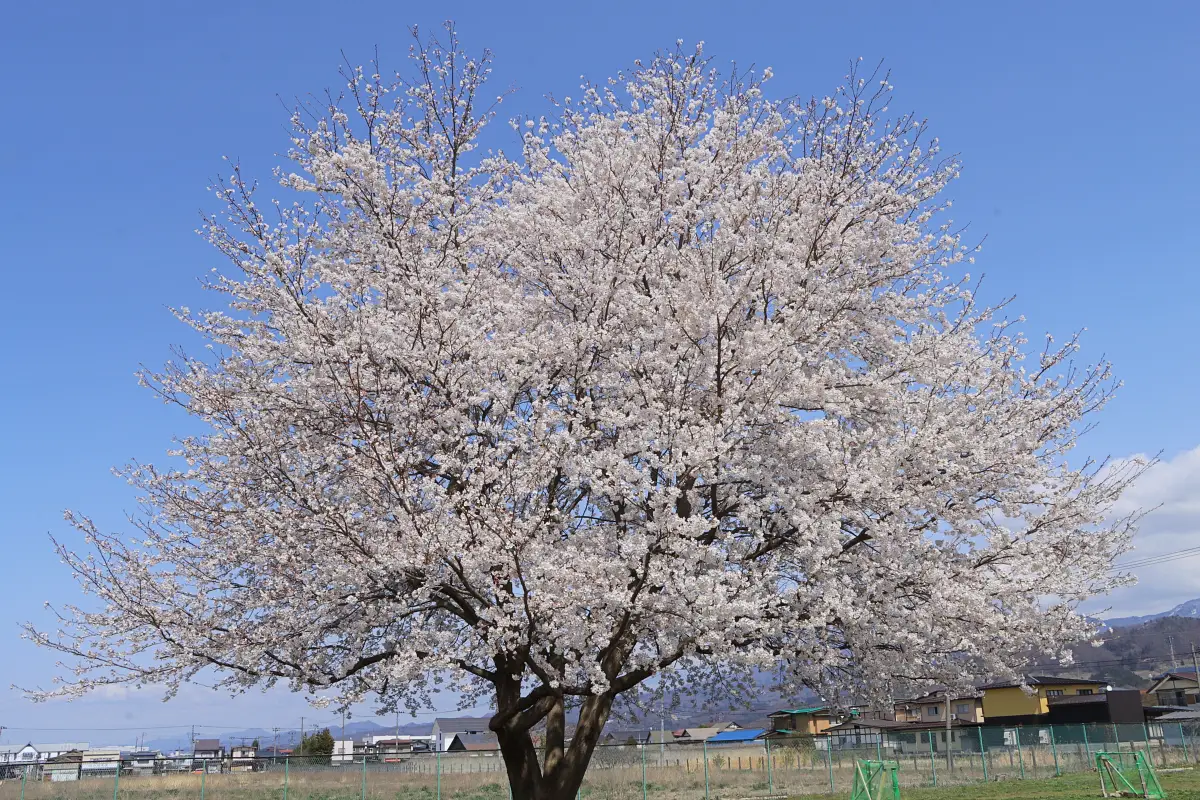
<box><xmin>0</xmin><ymin>722</ymin><xmax>1194</xmax><ymax>800</ymax></box>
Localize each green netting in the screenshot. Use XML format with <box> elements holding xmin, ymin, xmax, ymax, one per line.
<box><xmin>1095</xmin><ymin>750</ymin><xmax>1167</xmax><ymax>799</ymax></box>
<box><xmin>849</xmin><ymin>759</ymin><xmax>900</xmax><ymax>800</ymax></box>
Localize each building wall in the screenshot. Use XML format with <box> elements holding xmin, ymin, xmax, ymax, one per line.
<box><xmin>982</xmin><ymin>684</ymin><xmax>1103</xmax><ymax>719</ymax></box>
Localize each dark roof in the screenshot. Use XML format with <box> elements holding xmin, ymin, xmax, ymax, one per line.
<box><xmin>130</xmin><ymin>750</ymin><xmax>160</xmax><ymax>758</ymax></box>
<box><xmin>604</xmin><ymin>730</ymin><xmax>649</xmax><ymax>743</ymax></box>
<box><xmin>826</xmin><ymin>719</ymin><xmax>916</xmax><ymax>731</ymax></box>
<box><xmin>194</xmin><ymin>739</ymin><xmax>222</xmax><ymax>751</ymax></box>
<box><xmin>452</xmin><ymin>733</ymin><xmax>499</xmax><ymax>751</ymax></box>
<box><xmin>435</xmin><ymin>717</ymin><xmax>493</xmax><ymax>733</ymax></box>
<box><xmin>977</xmin><ymin>676</ymin><xmax>1107</xmax><ymax>690</ymax></box>
<box><xmin>769</xmin><ymin>707</ymin><xmax>829</xmax><ymax>716</ymax></box>
<box><xmin>708</xmin><ymin>729</ymin><xmax>767</xmax><ymax>743</ymax></box>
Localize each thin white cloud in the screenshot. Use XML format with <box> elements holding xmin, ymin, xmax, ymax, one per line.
<box><xmin>1089</xmin><ymin>444</ymin><xmax>1200</xmax><ymax>618</ymax></box>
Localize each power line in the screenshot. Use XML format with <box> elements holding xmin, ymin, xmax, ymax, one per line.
<box><xmin>1113</xmin><ymin>545</ymin><xmax>1200</xmax><ymax>571</ymax></box>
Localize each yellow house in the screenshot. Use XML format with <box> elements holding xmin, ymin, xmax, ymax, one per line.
<box><xmin>766</xmin><ymin>707</ymin><xmax>842</xmax><ymax>736</ymax></box>
<box><xmin>979</xmin><ymin>676</ymin><xmax>1109</xmax><ymax>721</ymax></box>
<box><xmin>894</xmin><ymin>691</ymin><xmax>985</xmax><ymax>724</ymax></box>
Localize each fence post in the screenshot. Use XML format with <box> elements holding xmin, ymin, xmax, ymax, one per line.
<box><xmin>1082</xmin><ymin>724</ymin><xmax>1091</xmax><ymax>767</ymax></box>
<box><xmin>1182</xmin><ymin>723</ymin><xmax>1192</xmax><ymax>764</ymax></box>
<box><xmin>703</xmin><ymin>740</ymin><xmax>710</xmax><ymax>800</ymax></box>
<box><xmin>825</xmin><ymin>741</ymin><xmax>834</xmax><ymax>794</ymax></box>
<box><xmin>1050</xmin><ymin>724</ymin><xmax>1060</xmax><ymax>776</ymax></box>
<box><xmin>437</xmin><ymin>750</ymin><xmax>442</xmax><ymax>800</ymax></box>
<box><xmin>20</xmin><ymin>767</ymin><xmax>27</xmax><ymax>800</ymax></box>
<box><xmin>201</xmin><ymin>760</ymin><xmax>207</xmax><ymax>800</ymax></box>
<box><xmin>114</xmin><ymin>758</ymin><xmax>121</xmax><ymax>800</ymax></box>
<box><xmin>284</xmin><ymin>757</ymin><xmax>289</xmax><ymax>800</ymax></box>
<box><xmin>641</xmin><ymin>744</ymin><xmax>648</xmax><ymax>800</ymax></box>
<box><xmin>1144</xmin><ymin>722</ymin><xmax>1156</xmax><ymax>766</ymax></box>
<box><xmin>1015</xmin><ymin>731</ymin><xmax>1025</xmax><ymax>780</ymax></box>
<box><xmin>1113</xmin><ymin>723</ymin><xmax>1120</xmax><ymax>752</ymax></box>
<box><xmin>766</xmin><ymin>738</ymin><xmax>773</xmax><ymax>795</ymax></box>
<box><xmin>361</xmin><ymin>755</ymin><xmax>367</xmax><ymax>800</ymax></box>
<box><xmin>928</xmin><ymin>731</ymin><xmax>937</xmax><ymax>787</ymax></box>
<box><xmin>978</xmin><ymin>726</ymin><xmax>988</xmax><ymax>782</ymax></box>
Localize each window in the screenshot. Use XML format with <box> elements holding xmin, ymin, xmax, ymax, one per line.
<box><xmin>926</xmin><ymin>705</ymin><xmax>940</xmax><ymax>717</ymax></box>
<box><xmin>1078</xmin><ymin>689</ymin><xmax>1094</xmax><ymax>695</ymax></box>
<box><xmin>954</xmin><ymin>703</ymin><xmax>971</xmax><ymax>715</ymax></box>
<box><xmin>1046</xmin><ymin>689</ymin><xmax>1065</xmax><ymax>697</ymax></box>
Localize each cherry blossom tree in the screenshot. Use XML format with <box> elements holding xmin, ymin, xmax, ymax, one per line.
<box><xmin>26</xmin><ymin>27</ymin><xmax>1146</xmax><ymax>800</ymax></box>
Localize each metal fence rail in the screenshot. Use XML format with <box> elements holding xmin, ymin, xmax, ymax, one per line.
<box><xmin>0</xmin><ymin>722</ymin><xmax>1195</xmax><ymax>800</ymax></box>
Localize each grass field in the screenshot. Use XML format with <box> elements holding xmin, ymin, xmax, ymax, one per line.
<box><xmin>3</xmin><ymin>760</ymin><xmax>1198</xmax><ymax>800</ymax></box>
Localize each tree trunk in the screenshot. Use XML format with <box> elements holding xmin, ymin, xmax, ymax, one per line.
<box><xmin>493</xmin><ymin>692</ymin><xmax>615</xmax><ymax>800</ymax></box>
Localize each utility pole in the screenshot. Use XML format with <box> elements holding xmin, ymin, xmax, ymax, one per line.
<box><xmin>1169</xmin><ymin>636</ymin><xmax>1179</xmax><ymax>668</ymax></box>
<box><xmin>299</xmin><ymin>717</ymin><xmax>305</xmax><ymax>756</ymax></box>
<box><xmin>1191</xmin><ymin>643</ymin><xmax>1200</xmax><ymax>704</ymax></box>
<box><xmin>944</xmin><ymin>692</ymin><xmax>953</xmax><ymax>772</ymax></box>
<box><xmin>273</xmin><ymin>728</ymin><xmax>280</xmax><ymax>757</ymax></box>
<box><xmin>394</xmin><ymin>712</ymin><xmax>400</xmax><ymax>743</ymax></box>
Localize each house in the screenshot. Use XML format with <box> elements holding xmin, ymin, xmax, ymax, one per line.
<box><xmin>647</xmin><ymin>730</ymin><xmax>675</xmax><ymax>747</ymax></box>
<box><xmin>446</xmin><ymin>733</ymin><xmax>499</xmax><ymax>753</ymax></box>
<box><xmin>372</xmin><ymin>738</ymin><xmax>418</xmax><ymax>761</ymax></box>
<box><xmin>765</xmin><ymin>707</ymin><xmax>843</xmax><ymax>737</ymax></box>
<box><xmin>893</xmin><ymin>690</ymin><xmax>984</xmax><ymax>724</ymax></box>
<box><xmin>192</xmin><ymin>739</ymin><xmax>224</xmax><ymax>772</ymax></box>
<box><xmin>675</xmin><ymin>728</ymin><xmax>724</xmax><ymax>743</ymax></box>
<box><xmin>978</xmin><ymin>676</ymin><xmax>1109</xmax><ymax>725</ymax></box>
<box><xmin>128</xmin><ymin>750</ymin><xmax>162</xmax><ymax>776</ymax></box>
<box><xmin>431</xmin><ymin>717</ymin><xmax>493</xmax><ymax>752</ymax></box>
<box><xmin>81</xmin><ymin>748</ymin><xmax>128</xmax><ymax>778</ymax></box>
<box><xmin>0</xmin><ymin>743</ymin><xmax>90</xmax><ymax>768</ymax></box>
<box><xmin>230</xmin><ymin>745</ymin><xmax>258</xmax><ymax>772</ymax></box>
<box><xmin>333</xmin><ymin>740</ymin><xmax>355</xmax><ymax>765</ymax></box>
<box><xmin>602</xmin><ymin>730</ymin><xmax>651</xmax><ymax>746</ymax></box>
<box><xmin>162</xmin><ymin>750</ymin><xmax>193</xmax><ymax>772</ymax></box>
<box><xmin>707</xmin><ymin>728</ymin><xmax>767</xmax><ymax>744</ymax></box>
<box><xmin>42</xmin><ymin>751</ymin><xmax>84</xmax><ymax>782</ymax></box>
<box><xmin>824</xmin><ymin>718</ymin><xmax>981</xmax><ymax>755</ymax></box>
<box><xmin>1148</xmin><ymin>668</ymin><xmax>1199</xmax><ymax>706</ymax></box>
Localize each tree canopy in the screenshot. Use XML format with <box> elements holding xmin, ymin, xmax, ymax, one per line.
<box><xmin>25</xmin><ymin>25</ymin><xmax>1145</xmax><ymax>800</ymax></box>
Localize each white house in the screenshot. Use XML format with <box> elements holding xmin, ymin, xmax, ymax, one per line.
<box><xmin>431</xmin><ymin>718</ymin><xmax>492</xmax><ymax>752</ymax></box>
<box><xmin>0</xmin><ymin>743</ymin><xmax>90</xmax><ymax>766</ymax></box>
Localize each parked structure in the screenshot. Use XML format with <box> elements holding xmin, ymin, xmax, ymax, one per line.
<box><xmin>230</xmin><ymin>745</ymin><xmax>258</xmax><ymax>772</ymax></box>
<box><xmin>41</xmin><ymin>751</ymin><xmax>84</xmax><ymax>782</ymax></box>
<box><xmin>191</xmin><ymin>739</ymin><xmax>224</xmax><ymax>772</ymax></box>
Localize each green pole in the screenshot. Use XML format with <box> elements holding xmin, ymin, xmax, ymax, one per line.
<box><xmin>876</xmin><ymin>735</ymin><xmax>882</xmax><ymax>762</ymax></box>
<box><xmin>201</xmin><ymin>761</ymin><xmax>207</xmax><ymax>800</ymax></box>
<box><xmin>437</xmin><ymin>750</ymin><xmax>442</xmax><ymax>800</ymax></box>
<box><xmin>114</xmin><ymin>758</ymin><xmax>121</xmax><ymax>800</ymax></box>
<box><xmin>1015</xmin><ymin>732</ymin><xmax>1025</xmax><ymax>780</ymax></box>
<box><xmin>1114</xmin><ymin>723</ymin><xmax>1120</xmax><ymax>751</ymax></box>
<box><xmin>1144</xmin><ymin>723</ymin><xmax>1155</xmax><ymax>766</ymax></box>
<box><xmin>1082</xmin><ymin>724</ymin><xmax>1091</xmax><ymax>767</ymax></box>
<box><xmin>284</xmin><ymin>757</ymin><xmax>289</xmax><ymax>800</ymax></box>
<box><xmin>641</xmin><ymin>744</ymin><xmax>648</xmax><ymax>800</ymax></box>
<box><xmin>978</xmin><ymin>726</ymin><xmax>988</xmax><ymax>782</ymax></box>
<box><xmin>703</xmin><ymin>740</ymin><xmax>710</xmax><ymax>800</ymax></box>
<box><xmin>825</xmin><ymin>741</ymin><xmax>834</xmax><ymax>794</ymax></box>
<box><xmin>361</xmin><ymin>756</ymin><xmax>367</xmax><ymax>800</ymax></box>
<box><xmin>766</xmin><ymin>738</ymin><xmax>773</xmax><ymax>795</ymax></box>
<box><xmin>1050</xmin><ymin>725</ymin><xmax>1061</xmax><ymax>776</ymax></box>
<box><xmin>928</xmin><ymin>731</ymin><xmax>937</xmax><ymax>787</ymax></box>
<box><xmin>20</xmin><ymin>767</ymin><xmax>26</xmax><ymax>800</ymax></box>
<box><xmin>1182</xmin><ymin>723</ymin><xmax>1192</xmax><ymax>764</ymax></box>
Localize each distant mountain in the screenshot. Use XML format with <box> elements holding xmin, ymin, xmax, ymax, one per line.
<box><xmin>1107</xmin><ymin>598</ymin><xmax>1200</xmax><ymax>628</ymax></box>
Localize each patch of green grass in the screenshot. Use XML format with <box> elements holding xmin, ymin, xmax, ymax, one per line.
<box><xmin>786</xmin><ymin>767</ymin><xmax>1200</xmax><ymax>800</ymax></box>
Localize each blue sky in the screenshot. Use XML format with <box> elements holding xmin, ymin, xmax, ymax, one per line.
<box><xmin>1</xmin><ymin>0</ymin><xmax>1197</xmax><ymax>742</ymax></box>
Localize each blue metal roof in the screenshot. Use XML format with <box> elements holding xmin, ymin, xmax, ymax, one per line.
<box><xmin>707</xmin><ymin>729</ymin><xmax>767</xmax><ymax>743</ymax></box>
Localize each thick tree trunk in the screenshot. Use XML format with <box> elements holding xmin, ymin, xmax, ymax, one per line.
<box><xmin>493</xmin><ymin>693</ymin><xmax>615</xmax><ymax>800</ymax></box>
